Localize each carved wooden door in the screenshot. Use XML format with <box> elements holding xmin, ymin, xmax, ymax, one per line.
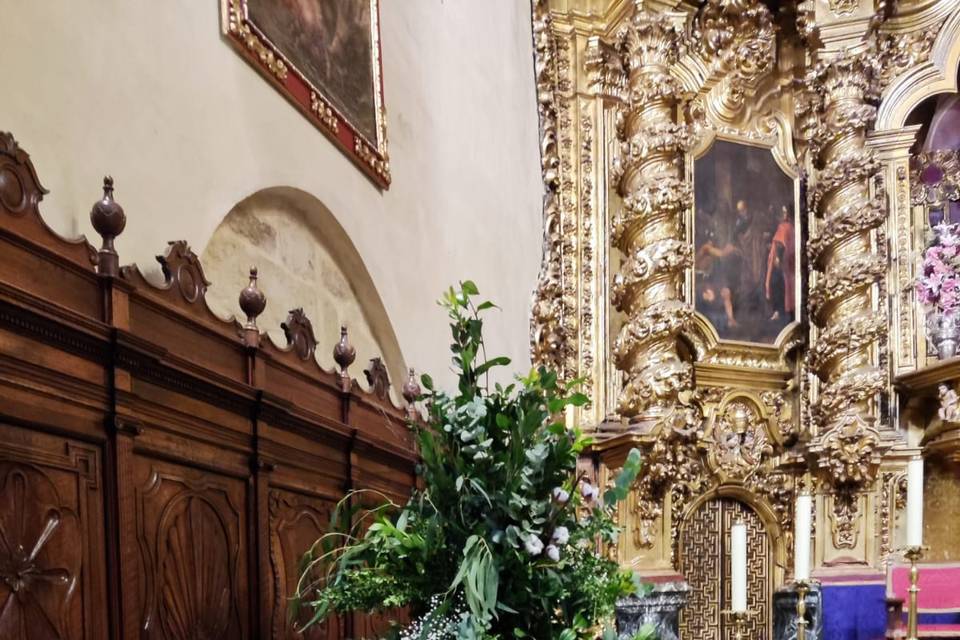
<box><xmin>678</xmin><ymin>498</ymin><xmax>772</xmax><ymax>640</ymax></box>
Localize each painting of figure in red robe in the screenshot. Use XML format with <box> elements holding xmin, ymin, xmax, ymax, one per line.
<box><xmin>694</xmin><ymin>140</ymin><xmax>797</xmax><ymax>344</ymax></box>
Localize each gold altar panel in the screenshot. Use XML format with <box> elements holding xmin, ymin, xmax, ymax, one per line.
<box><xmin>679</xmin><ymin>498</ymin><xmax>772</xmax><ymax>640</ymax></box>
<box><xmin>924</xmin><ymin>457</ymin><xmax>960</xmax><ymax>562</ymax></box>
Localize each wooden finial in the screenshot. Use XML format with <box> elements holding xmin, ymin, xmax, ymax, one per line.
<box><xmin>333</xmin><ymin>325</ymin><xmax>356</xmax><ymax>390</ymax></box>
<box><xmin>239</xmin><ymin>267</ymin><xmax>266</xmax><ymax>347</ymax></box>
<box><xmin>90</xmin><ymin>176</ymin><xmax>126</xmax><ymax>277</ymax></box>
<box><xmin>402</xmin><ymin>367</ymin><xmax>421</xmax><ymax>420</ymax></box>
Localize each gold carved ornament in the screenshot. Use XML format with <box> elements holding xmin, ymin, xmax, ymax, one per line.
<box><xmin>798</xmin><ymin>39</ymin><xmax>892</xmax><ymax>547</ymax></box>
<box><xmin>604</xmin><ymin>4</ymin><xmax>697</xmax><ymax>430</ymax></box>
<box><xmin>530</xmin><ymin>0</ymin><xmax>575</xmax><ymax>381</ymax></box>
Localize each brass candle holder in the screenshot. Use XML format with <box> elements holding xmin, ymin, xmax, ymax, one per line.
<box><xmin>722</xmin><ymin>609</ymin><xmax>753</xmax><ymax>640</ymax></box>
<box><xmin>795</xmin><ymin>580</ymin><xmax>810</xmax><ymax>640</ymax></box>
<box><xmin>903</xmin><ymin>546</ymin><xmax>925</xmax><ymax>640</ymax></box>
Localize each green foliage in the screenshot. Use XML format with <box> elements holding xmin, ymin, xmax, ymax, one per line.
<box><xmin>294</xmin><ymin>282</ymin><xmax>645</xmax><ymax>639</ymax></box>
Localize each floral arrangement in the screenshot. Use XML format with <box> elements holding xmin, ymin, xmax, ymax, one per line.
<box><xmin>294</xmin><ymin>282</ymin><xmax>650</xmax><ymax>639</ymax></box>
<box><xmin>916</xmin><ymin>222</ymin><xmax>960</xmax><ymax>314</ymax></box>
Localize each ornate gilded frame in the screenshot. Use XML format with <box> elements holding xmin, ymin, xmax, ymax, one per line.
<box><xmin>530</xmin><ymin>0</ymin><xmax>960</xmax><ymax>592</ymax></box>
<box><xmin>221</xmin><ymin>0</ymin><xmax>391</xmax><ymax>188</ymax></box>
<box><xmin>685</xmin><ymin>129</ymin><xmax>805</xmax><ymax>374</ymax></box>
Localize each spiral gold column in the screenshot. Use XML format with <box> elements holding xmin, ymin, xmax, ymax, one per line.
<box><xmin>806</xmin><ymin>46</ymin><xmax>887</xmax><ymax>514</ymax></box>
<box><xmin>610</xmin><ymin>5</ymin><xmax>695</xmax><ymax>430</ymax></box>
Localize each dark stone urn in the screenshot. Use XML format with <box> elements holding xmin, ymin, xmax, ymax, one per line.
<box><xmin>773</xmin><ymin>582</ymin><xmax>823</xmax><ymax>640</ymax></box>
<box><xmin>616</xmin><ymin>580</ymin><xmax>690</xmax><ymax>640</ymax></box>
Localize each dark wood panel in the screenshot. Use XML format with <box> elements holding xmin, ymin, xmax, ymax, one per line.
<box><xmin>133</xmin><ymin>455</ymin><xmax>249</xmax><ymax>640</ymax></box>
<box><xmin>0</xmin><ymin>130</ymin><xmax>416</xmax><ymax>638</ymax></box>
<box><xmin>266</xmin><ymin>488</ymin><xmax>343</xmax><ymax>639</ymax></box>
<box><xmin>0</xmin><ymin>423</ymin><xmax>107</xmax><ymax>639</ymax></box>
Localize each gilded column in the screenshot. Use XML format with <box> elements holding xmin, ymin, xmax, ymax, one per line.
<box><xmin>610</xmin><ymin>3</ymin><xmax>695</xmax><ymax>431</ymax></box>
<box><xmin>804</xmin><ymin>41</ymin><xmax>888</xmax><ymax>549</ymax></box>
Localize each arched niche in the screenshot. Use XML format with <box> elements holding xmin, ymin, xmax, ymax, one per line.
<box><xmin>201</xmin><ymin>186</ymin><xmax>407</xmax><ymax>391</ymax></box>
<box><xmin>877</xmin><ymin>8</ymin><xmax>960</xmax><ymax>132</ymax></box>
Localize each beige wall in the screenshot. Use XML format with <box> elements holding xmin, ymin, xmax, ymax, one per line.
<box><xmin>0</xmin><ymin>0</ymin><xmax>542</xmax><ymax>389</ymax></box>
<box><xmin>203</xmin><ymin>187</ymin><xmax>408</xmax><ymax>394</ymax></box>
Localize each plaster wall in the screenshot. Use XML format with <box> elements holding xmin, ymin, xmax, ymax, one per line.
<box><xmin>0</xmin><ymin>0</ymin><xmax>542</xmax><ymax>389</ymax></box>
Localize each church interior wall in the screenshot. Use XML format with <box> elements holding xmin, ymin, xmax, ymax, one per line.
<box><xmin>202</xmin><ymin>186</ymin><xmax>407</xmax><ymax>391</ymax></box>
<box><xmin>0</xmin><ymin>0</ymin><xmax>543</xmax><ymax>388</ymax></box>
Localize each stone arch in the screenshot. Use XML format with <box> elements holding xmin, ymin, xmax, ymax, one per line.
<box><xmin>201</xmin><ymin>186</ymin><xmax>407</xmax><ymax>389</ymax></box>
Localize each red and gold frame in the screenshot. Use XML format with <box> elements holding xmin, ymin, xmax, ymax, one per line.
<box><xmin>221</xmin><ymin>0</ymin><xmax>391</xmax><ymax>189</ymax></box>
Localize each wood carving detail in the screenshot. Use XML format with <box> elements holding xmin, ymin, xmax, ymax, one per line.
<box><xmin>0</xmin><ymin>131</ymin><xmax>98</xmax><ymax>268</ymax></box>
<box><xmin>364</xmin><ymin>357</ymin><xmax>390</xmax><ymax>400</ymax></box>
<box><xmin>281</xmin><ymin>308</ymin><xmax>318</xmax><ymax>361</ymax></box>
<box><xmin>156</xmin><ymin>240</ymin><xmax>211</xmax><ymax>304</ymax></box>
<box><xmin>0</xmin><ymin>462</ymin><xmax>82</xmax><ymax>640</ymax></box>
<box><xmin>0</xmin><ymin>132</ymin><xmax>47</xmax><ymax>217</ymax></box>
<box><xmin>138</xmin><ymin>465</ymin><xmax>245</xmax><ymax>639</ymax></box>
<box><xmin>268</xmin><ymin>490</ymin><xmax>340</xmax><ymax>639</ymax></box>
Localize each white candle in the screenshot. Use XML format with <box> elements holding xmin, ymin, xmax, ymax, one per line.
<box><xmin>565</xmin><ymin>404</ymin><xmax>575</xmax><ymax>430</ymax></box>
<box><xmin>795</xmin><ymin>493</ymin><xmax>812</xmax><ymax>581</ymax></box>
<box><xmin>907</xmin><ymin>457</ymin><xmax>924</xmax><ymax>547</ymax></box>
<box><xmin>732</xmin><ymin>521</ymin><xmax>748</xmax><ymax>612</ymax></box>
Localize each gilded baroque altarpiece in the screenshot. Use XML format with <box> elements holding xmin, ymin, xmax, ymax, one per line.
<box><xmin>529</xmin><ymin>0</ymin><xmax>960</xmax><ymax>604</ymax></box>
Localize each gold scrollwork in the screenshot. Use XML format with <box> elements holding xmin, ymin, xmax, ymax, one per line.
<box><xmin>800</xmin><ymin>40</ymin><xmax>891</xmax><ymax>546</ymax></box>
<box><xmin>225</xmin><ymin>0</ymin><xmax>288</xmax><ymax>82</ymax></box>
<box><xmin>309</xmin><ymin>92</ymin><xmax>339</xmax><ymax>134</ymax></box>
<box><xmin>353</xmin><ymin>138</ymin><xmax>390</xmax><ymax>183</ymax></box>
<box><xmin>530</xmin><ymin>0</ymin><xmax>573</xmax><ymax>380</ymax></box>
<box><xmin>603</xmin><ymin>7</ymin><xmax>696</xmax><ymax>429</ymax></box>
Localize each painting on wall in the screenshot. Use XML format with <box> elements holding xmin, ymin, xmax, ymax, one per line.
<box><xmin>222</xmin><ymin>0</ymin><xmax>390</xmax><ymax>188</ymax></box>
<box><xmin>694</xmin><ymin>140</ymin><xmax>797</xmax><ymax>344</ymax></box>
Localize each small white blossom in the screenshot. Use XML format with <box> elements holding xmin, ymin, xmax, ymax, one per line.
<box><xmin>552</xmin><ymin>487</ymin><xmax>570</xmax><ymax>504</ymax></box>
<box><xmin>524</xmin><ymin>535</ymin><xmax>544</xmax><ymax>556</ymax></box>
<box><xmin>580</xmin><ymin>482</ymin><xmax>599</xmax><ymax>502</ymax></box>
<box><xmin>551</xmin><ymin>526</ymin><xmax>569</xmax><ymax>546</ymax></box>
<box><xmin>545</xmin><ymin>544</ymin><xmax>560</xmax><ymax>562</ymax></box>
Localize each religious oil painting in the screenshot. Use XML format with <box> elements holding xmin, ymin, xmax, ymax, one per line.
<box><xmin>694</xmin><ymin>140</ymin><xmax>797</xmax><ymax>344</ymax></box>
<box><xmin>222</xmin><ymin>0</ymin><xmax>390</xmax><ymax>187</ymax></box>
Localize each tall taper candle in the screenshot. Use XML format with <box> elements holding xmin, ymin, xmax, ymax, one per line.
<box><xmin>732</xmin><ymin>521</ymin><xmax>747</xmax><ymax>612</ymax></box>
<box><xmin>795</xmin><ymin>493</ymin><xmax>812</xmax><ymax>581</ymax></box>
<box><xmin>907</xmin><ymin>457</ymin><xmax>924</xmax><ymax>547</ymax></box>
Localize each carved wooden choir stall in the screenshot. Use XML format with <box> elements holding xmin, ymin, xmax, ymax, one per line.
<box><xmin>0</xmin><ymin>131</ymin><xmax>417</xmax><ymax>639</ymax></box>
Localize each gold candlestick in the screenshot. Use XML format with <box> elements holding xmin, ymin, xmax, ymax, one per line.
<box><xmin>722</xmin><ymin>609</ymin><xmax>751</xmax><ymax>640</ymax></box>
<box><xmin>796</xmin><ymin>580</ymin><xmax>809</xmax><ymax>640</ymax></box>
<box><xmin>904</xmin><ymin>546</ymin><xmax>924</xmax><ymax>640</ymax></box>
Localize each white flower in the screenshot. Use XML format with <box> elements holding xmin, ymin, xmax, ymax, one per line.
<box><xmin>580</xmin><ymin>482</ymin><xmax>599</xmax><ymax>502</ymax></box>
<box><xmin>552</xmin><ymin>487</ymin><xmax>570</xmax><ymax>504</ymax></box>
<box><xmin>552</xmin><ymin>526</ymin><xmax>569</xmax><ymax>546</ymax></box>
<box><xmin>545</xmin><ymin>544</ymin><xmax>560</xmax><ymax>562</ymax></box>
<box><xmin>460</xmin><ymin>429</ymin><xmax>475</xmax><ymax>442</ymax></box>
<box><xmin>524</xmin><ymin>535</ymin><xmax>544</xmax><ymax>556</ymax></box>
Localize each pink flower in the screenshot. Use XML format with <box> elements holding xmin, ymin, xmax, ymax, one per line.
<box><xmin>918</xmin><ymin>225</ymin><xmax>960</xmax><ymax>314</ymax></box>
